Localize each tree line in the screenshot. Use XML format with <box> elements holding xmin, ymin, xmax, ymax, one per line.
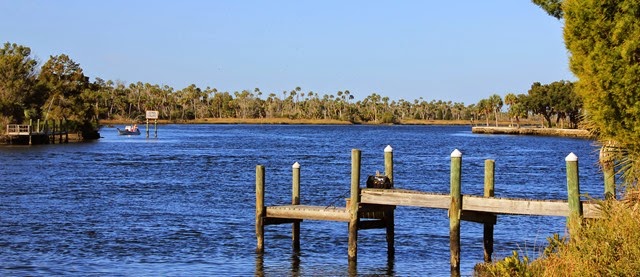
<box><xmin>1</xmin><ymin>42</ymin><xmax>583</xmax><ymax>135</ymax></box>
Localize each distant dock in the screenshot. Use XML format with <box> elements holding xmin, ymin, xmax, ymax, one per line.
<box><xmin>4</xmin><ymin>120</ymin><xmax>70</xmax><ymax>145</ymax></box>
<box><xmin>471</xmin><ymin>126</ymin><xmax>592</xmax><ymax>138</ymax></box>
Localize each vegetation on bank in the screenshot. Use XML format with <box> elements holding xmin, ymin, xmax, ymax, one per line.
<box><xmin>2</xmin><ymin>42</ymin><xmax>583</xmax><ymax>138</ymax></box>
<box><xmin>477</xmin><ymin>0</ymin><xmax>640</xmax><ymax>275</ymax></box>
<box><xmin>475</xmin><ymin>189</ymin><xmax>640</xmax><ymax>276</ymax></box>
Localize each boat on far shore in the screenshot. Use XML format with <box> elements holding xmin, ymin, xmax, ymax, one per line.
<box><xmin>117</xmin><ymin>125</ymin><xmax>140</xmax><ymax>135</ymax></box>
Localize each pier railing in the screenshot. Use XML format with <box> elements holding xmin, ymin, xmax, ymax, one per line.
<box><xmin>6</xmin><ymin>124</ymin><xmax>31</xmax><ymax>135</ymax></box>
<box><xmin>256</xmin><ymin>146</ymin><xmax>605</xmax><ymax>276</ymax></box>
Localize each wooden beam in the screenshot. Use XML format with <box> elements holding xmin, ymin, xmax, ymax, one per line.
<box><xmin>361</xmin><ymin>189</ymin><xmax>450</xmax><ymax>209</ymax></box>
<box><xmin>266</xmin><ymin>205</ymin><xmax>351</xmax><ymax>222</ymax></box>
<box><xmin>362</xmin><ymin>189</ymin><xmax>602</xmax><ymax>218</ymax></box>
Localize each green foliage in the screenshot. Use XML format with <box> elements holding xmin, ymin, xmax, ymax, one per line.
<box><xmin>525</xmin><ymin>80</ymin><xmax>580</xmax><ymax>128</ymax></box>
<box><xmin>474</xmin><ymin>251</ymin><xmax>538</xmax><ymax>277</ymax></box>
<box><xmin>0</xmin><ymin>42</ymin><xmax>38</xmax><ymax>123</ymax></box>
<box><xmin>564</xmin><ymin>0</ymin><xmax>640</xmax><ymax>185</ymax></box>
<box><xmin>531</xmin><ymin>0</ymin><xmax>564</xmax><ymax>19</ymax></box>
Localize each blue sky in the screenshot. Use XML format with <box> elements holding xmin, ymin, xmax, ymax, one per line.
<box><xmin>1</xmin><ymin>0</ymin><xmax>572</xmax><ymax>104</ymax></box>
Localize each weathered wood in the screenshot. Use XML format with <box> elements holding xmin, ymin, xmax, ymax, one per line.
<box><xmin>600</xmin><ymin>146</ymin><xmax>616</xmax><ymax>199</ymax></box>
<box><xmin>267</xmin><ymin>205</ymin><xmax>350</xmax><ymax>221</ymax></box>
<box><xmin>361</xmin><ymin>189</ymin><xmax>450</xmax><ymax>208</ymax></box>
<box><xmin>483</xmin><ymin>159</ymin><xmax>495</xmax><ymax>263</ymax></box>
<box><xmin>361</xmin><ymin>189</ymin><xmax>602</xmax><ymax>218</ymax></box>
<box><xmin>256</xmin><ymin>165</ymin><xmax>265</xmax><ymax>253</ymax></box>
<box><xmin>449</xmin><ymin>149</ymin><xmax>462</xmax><ymax>276</ymax></box>
<box><xmin>348</xmin><ymin>149</ymin><xmax>361</xmax><ymax>262</ymax></box>
<box><xmin>566</xmin><ymin>153</ymin><xmax>583</xmax><ymax>219</ymax></box>
<box><xmin>384</xmin><ymin>145</ymin><xmax>395</xmax><ymax>258</ymax></box>
<box><xmin>292</xmin><ymin>162</ymin><xmax>301</xmax><ymax>251</ymax></box>
<box><xmin>463</xmin><ymin>196</ymin><xmax>569</xmax><ymax>216</ymax></box>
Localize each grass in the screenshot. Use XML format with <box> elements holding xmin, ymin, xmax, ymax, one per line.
<box><xmin>475</xmin><ymin>188</ymin><xmax>640</xmax><ymax>276</ymax></box>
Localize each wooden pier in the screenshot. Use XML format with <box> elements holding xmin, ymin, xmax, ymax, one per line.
<box><xmin>255</xmin><ymin>146</ymin><xmax>602</xmax><ymax>275</ymax></box>
<box><xmin>5</xmin><ymin>119</ymin><xmax>69</xmax><ymax>145</ymax></box>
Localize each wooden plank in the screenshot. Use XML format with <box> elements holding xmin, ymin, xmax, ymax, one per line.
<box><xmin>361</xmin><ymin>189</ymin><xmax>450</xmax><ymax>209</ymax></box>
<box><xmin>266</xmin><ymin>205</ymin><xmax>350</xmax><ymax>222</ymax></box>
<box><xmin>462</xmin><ymin>195</ymin><xmax>570</xmax><ymax>217</ymax></box>
<box><xmin>583</xmin><ymin>202</ymin><xmax>602</xmax><ymax>219</ymax></box>
<box><xmin>361</xmin><ymin>189</ymin><xmax>602</xmax><ymax>218</ymax></box>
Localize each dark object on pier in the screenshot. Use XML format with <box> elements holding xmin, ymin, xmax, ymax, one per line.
<box><xmin>366</xmin><ymin>175</ymin><xmax>392</xmax><ymax>189</ymax></box>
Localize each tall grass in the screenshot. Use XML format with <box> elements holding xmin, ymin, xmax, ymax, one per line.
<box><xmin>475</xmin><ymin>188</ymin><xmax>640</xmax><ymax>276</ymax></box>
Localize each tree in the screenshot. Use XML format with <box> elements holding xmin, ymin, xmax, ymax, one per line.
<box><xmin>562</xmin><ymin>0</ymin><xmax>640</xmax><ymax>183</ymax></box>
<box><xmin>526</xmin><ymin>82</ymin><xmax>557</xmax><ymax>128</ymax></box>
<box><xmin>0</xmin><ymin>42</ymin><xmax>38</xmax><ymax>126</ymax></box>
<box><xmin>38</xmin><ymin>54</ymin><xmax>91</xmax><ymax>128</ymax></box>
<box><xmin>477</xmin><ymin>98</ymin><xmax>493</xmax><ymax>126</ymax></box>
<box><xmin>488</xmin><ymin>94</ymin><xmax>503</xmax><ymax>127</ymax></box>
<box><xmin>531</xmin><ymin>0</ymin><xmax>563</xmax><ymax>19</ymax></box>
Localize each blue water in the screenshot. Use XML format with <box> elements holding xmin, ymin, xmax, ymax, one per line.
<box><xmin>0</xmin><ymin>125</ymin><xmax>602</xmax><ymax>276</ymax></box>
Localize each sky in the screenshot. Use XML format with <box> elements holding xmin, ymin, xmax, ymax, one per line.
<box><xmin>1</xmin><ymin>0</ymin><xmax>574</xmax><ymax>104</ymax></box>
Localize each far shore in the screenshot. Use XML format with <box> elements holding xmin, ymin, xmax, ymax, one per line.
<box><xmin>100</xmin><ymin>118</ymin><xmax>478</xmax><ymax>126</ymax></box>
<box><xmin>101</xmin><ymin>118</ymin><xmax>593</xmax><ymax>138</ymax></box>
<box><xmin>100</xmin><ymin>117</ymin><xmax>510</xmax><ymax>126</ymax></box>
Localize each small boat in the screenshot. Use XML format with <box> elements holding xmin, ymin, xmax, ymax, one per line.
<box><xmin>117</xmin><ymin>125</ymin><xmax>141</xmax><ymax>135</ymax></box>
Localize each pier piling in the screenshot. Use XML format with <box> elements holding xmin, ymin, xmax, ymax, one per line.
<box><xmin>348</xmin><ymin>149</ymin><xmax>361</xmax><ymax>262</ymax></box>
<box><xmin>292</xmin><ymin>162</ymin><xmax>301</xmax><ymax>251</ymax></box>
<box><xmin>256</xmin><ymin>165</ymin><xmax>265</xmax><ymax>253</ymax></box>
<box><xmin>483</xmin><ymin>159</ymin><xmax>495</xmax><ymax>263</ymax></box>
<box><xmin>566</xmin><ymin>153</ymin><xmax>582</xmax><ymax>231</ymax></box>
<box><xmin>384</xmin><ymin>145</ymin><xmax>395</xmax><ymax>259</ymax></box>
<box><xmin>449</xmin><ymin>149</ymin><xmax>462</xmax><ymax>276</ymax></box>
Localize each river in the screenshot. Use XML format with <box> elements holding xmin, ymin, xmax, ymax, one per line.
<box><xmin>0</xmin><ymin>124</ymin><xmax>603</xmax><ymax>276</ymax></box>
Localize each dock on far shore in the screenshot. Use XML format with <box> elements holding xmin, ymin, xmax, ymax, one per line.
<box><xmin>471</xmin><ymin>126</ymin><xmax>592</xmax><ymax>139</ymax></box>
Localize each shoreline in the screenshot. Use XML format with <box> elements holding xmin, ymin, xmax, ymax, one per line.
<box><xmin>471</xmin><ymin>126</ymin><xmax>593</xmax><ymax>139</ymax></box>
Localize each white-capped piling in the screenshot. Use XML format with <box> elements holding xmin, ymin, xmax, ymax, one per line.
<box><xmin>565</xmin><ymin>152</ymin><xmax>582</xmax><ymax>232</ymax></box>
<box><xmin>292</xmin><ymin>162</ymin><xmax>301</xmax><ymax>250</ymax></box>
<box><xmin>384</xmin><ymin>145</ymin><xmax>395</xmax><ymax>258</ymax></box>
<box><xmin>449</xmin><ymin>149</ymin><xmax>462</xmax><ymax>276</ymax></box>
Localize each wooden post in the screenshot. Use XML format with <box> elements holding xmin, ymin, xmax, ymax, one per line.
<box><xmin>449</xmin><ymin>149</ymin><xmax>462</xmax><ymax>276</ymax></box>
<box><xmin>292</xmin><ymin>162</ymin><xmax>301</xmax><ymax>251</ymax></box>
<box><xmin>566</xmin><ymin>153</ymin><xmax>582</xmax><ymax>230</ymax></box>
<box><xmin>348</xmin><ymin>149</ymin><xmax>361</xmax><ymax>262</ymax></box>
<box><xmin>59</xmin><ymin>119</ymin><xmax>63</xmax><ymax>144</ymax></box>
<box><xmin>483</xmin><ymin>159</ymin><xmax>495</xmax><ymax>263</ymax></box>
<box><xmin>384</xmin><ymin>145</ymin><xmax>395</xmax><ymax>258</ymax></box>
<box><xmin>64</xmin><ymin>119</ymin><xmax>68</xmax><ymax>143</ymax></box>
<box><xmin>29</xmin><ymin>119</ymin><xmax>33</xmax><ymax>145</ymax></box>
<box><xmin>146</xmin><ymin>118</ymin><xmax>150</xmax><ymax>138</ymax></box>
<box><xmin>600</xmin><ymin>146</ymin><xmax>616</xmax><ymax>199</ymax></box>
<box><xmin>51</xmin><ymin>120</ymin><xmax>56</xmax><ymax>144</ymax></box>
<box><xmin>256</xmin><ymin>165</ymin><xmax>265</xmax><ymax>253</ymax></box>
<box><xmin>154</xmin><ymin>119</ymin><xmax>158</xmax><ymax>138</ymax></box>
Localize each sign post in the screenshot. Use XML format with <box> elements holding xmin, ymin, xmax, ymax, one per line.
<box><xmin>145</xmin><ymin>110</ymin><xmax>159</xmax><ymax>138</ymax></box>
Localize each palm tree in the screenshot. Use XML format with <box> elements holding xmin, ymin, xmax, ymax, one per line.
<box><xmin>488</xmin><ymin>94</ymin><xmax>503</xmax><ymax>127</ymax></box>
